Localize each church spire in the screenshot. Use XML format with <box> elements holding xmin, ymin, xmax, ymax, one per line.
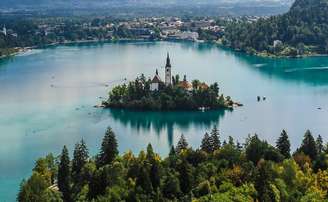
<box><xmin>166</xmin><ymin>52</ymin><xmax>171</xmax><ymax>68</ymax></box>
<box><xmin>165</xmin><ymin>52</ymin><xmax>172</xmax><ymax>86</ymax></box>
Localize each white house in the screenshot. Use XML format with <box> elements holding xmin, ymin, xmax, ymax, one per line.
<box><xmin>150</xmin><ymin>70</ymin><xmax>161</xmax><ymax>91</ymax></box>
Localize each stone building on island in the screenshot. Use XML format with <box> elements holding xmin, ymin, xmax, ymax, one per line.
<box><xmin>150</xmin><ymin>69</ymin><xmax>162</xmax><ymax>91</ymax></box>
<box><xmin>150</xmin><ymin>53</ymin><xmax>196</xmax><ymax>92</ymax></box>
<box><xmin>150</xmin><ymin>53</ymin><xmax>172</xmax><ymax>91</ymax></box>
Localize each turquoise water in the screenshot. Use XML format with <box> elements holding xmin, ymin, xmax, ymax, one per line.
<box><xmin>1</xmin><ymin>41</ymin><xmax>328</xmax><ymax>201</ymax></box>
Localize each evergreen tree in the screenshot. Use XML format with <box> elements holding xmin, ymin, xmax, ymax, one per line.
<box><xmin>210</xmin><ymin>125</ymin><xmax>221</xmax><ymax>150</ymax></box>
<box><xmin>245</xmin><ymin>135</ymin><xmax>269</xmax><ymax>164</ymax></box>
<box><xmin>200</xmin><ymin>132</ymin><xmax>212</xmax><ymax>153</ymax></box>
<box><xmin>72</xmin><ymin>139</ymin><xmax>89</xmax><ymax>183</ymax></box>
<box><xmin>276</xmin><ymin>130</ymin><xmax>291</xmax><ymax>158</ymax></box>
<box><xmin>255</xmin><ymin>160</ymin><xmax>275</xmax><ymax>202</ymax></box>
<box><xmin>97</xmin><ymin>127</ymin><xmax>118</xmax><ymax>167</ymax></box>
<box><xmin>146</xmin><ymin>143</ymin><xmax>155</xmax><ymax>162</ymax></box>
<box><xmin>169</xmin><ymin>146</ymin><xmax>176</xmax><ymax>157</ymax></box>
<box><xmin>176</xmin><ymin>134</ymin><xmax>188</xmax><ymax>153</ymax></box>
<box><xmin>136</xmin><ymin>166</ymin><xmax>153</xmax><ymax>193</ymax></box>
<box><xmin>58</xmin><ymin>146</ymin><xmax>71</xmax><ymax>202</ymax></box>
<box><xmin>163</xmin><ymin>172</ymin><xmax>181</xmax><ymax>199</ymax></box>
<box><xmin>299</xmin><ymin>130</ymin><xmax>318</xmax><ymax>160</ymax></box>
<box><xmin>168</xmin><ymin>146</ymin><xmax>178</xmax><ymax>168</ymax></box>
<box><xmin>177</xmin><ymin>159</ymin><xmax>193</xmax><ymax>194</ymax></box>
<box><xmin>150</xmin><ymin>162</ymin><xmax>160</xmax><ymax>190</ymax></box>
<box><xmin>316</xmin><ymin>135</ymin><xmax>324</xmax><ymax>154</ymax></box>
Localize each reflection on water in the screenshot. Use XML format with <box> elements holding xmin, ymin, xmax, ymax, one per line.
<box><xmin>101</xmin><ymin>109</ymin><xmax>227</xmax><ymax>146</ymax></box>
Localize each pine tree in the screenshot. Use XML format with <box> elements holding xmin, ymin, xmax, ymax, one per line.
<box><xmin>146</xmin><ymin>143</ymin><xmax>155</xmax><ymax>162</ymax></box>
<box><xmin>136</xmin><ymin>166</ymin><xmax>153</xmax><ymax>194</ymax></box>
<box><xmin>178</xmin><ymin>159</ymin><xmax>193</xmax><ymax>194</ymax></box>
<box><xmin>168</xmin><ymin>146</ymin><xmax>177</xmax><ymax>168</ymax></box>
<box><xmin>276</xmin><ymin>130</ymin><xmax>291</xmax><ymax>158</ymax></box>
<box><xmin>299</xmin><ymin>130</ymin><xmax>317</xmax><ymax>160</ymax></box>
<box><xmin>72</xmin><ymin>139</ymin><xmax>89</xmax><ymax>183</ymax></box>
<box><xmin>58</xmin><ymin>145</ymin><xmax>71</xmax><ymax>202</ymax></box>
<box><xmin>176</xmin><ymin>134</ymin><xmax>188</xmax><ymax>153</ymax></box>
<box><xmin>210</xmin><ymin>125</ymin><xmax>220</xmax><ymax>151</ymax></box>
<box><xmin>200</xmin><ymin>132</ymin><xmax>212</xmax><ymax>153</ymax></box>
<box><xmin>150</xmin><ymin>162</ymin><xmax>160</xmax><ymax>190</ymax></box>
<box><xmin>163</xmin><ymin>172</ymin><xmax>181</xmax><ymax>199</ymax></box>
<box><xmin>97</xmin><ymin>127</ymin><xmax>118</xmax><ymax>167</ymax></box>
<box><xmin>316</xmin><ymin>135</ymin><xmax>324</xmax><ymax>154</ymax></box>
<box><xmin>169</xmin><ymin>146</ymin><xmax>176</xmax><ymax>157</ymax></box>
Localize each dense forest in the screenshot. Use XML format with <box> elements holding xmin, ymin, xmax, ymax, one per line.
<box><xmin>18</xmin><ymin>126</ymin><xmax>328</xmax><ymax>202</ymax></box>
<box><xmin>104</xmin><ymin>74</ymin><xmax>234</xmax><ymax>110</ymax></box>
<box><xmin>223</xmin><ymin>0</ymin><xmax>328</xmax><ymax>56</ymax></box>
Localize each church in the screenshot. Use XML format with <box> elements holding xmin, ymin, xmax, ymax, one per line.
<box><xmin>150</xmin><ymin>53</ymin><xmax>172</xmax><ymax>91</ymax></box>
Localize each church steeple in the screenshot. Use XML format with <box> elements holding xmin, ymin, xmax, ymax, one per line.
<box><xmin>166</xmin><ymin>52</ymin><xmax>171</xmax><ymax>68</ymax></box>
<box><xmin>165</xmin><ymin>52</ymin><xmax>172</xmax><ymax>86</ymax></box>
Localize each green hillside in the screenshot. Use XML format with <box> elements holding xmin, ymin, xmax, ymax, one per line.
<box><xmin>224</xmin><ymin>0</ymin><xmax>328</xmax><ymax>56</ymax></box>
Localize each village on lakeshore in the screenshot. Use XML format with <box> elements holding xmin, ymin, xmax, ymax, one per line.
<box><xmin>101</xmin><ymin>53</ymin><xmax>242</xmax><ymax>111</ymax></box>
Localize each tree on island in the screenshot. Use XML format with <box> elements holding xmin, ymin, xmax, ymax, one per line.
<box><xmin>105</xmin><ymin>74</ymin><xmax>233</xmax><ymax>111</ymax></box>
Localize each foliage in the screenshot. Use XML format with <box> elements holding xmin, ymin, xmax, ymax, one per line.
<box><xmin>276</xmin><ymin>130</ymin><xmax>291</xmax><ymax>159</ymax></box>
<box><xmin>58</xmin><ymin>146</ymin><xmax>71</xmax><ymax>202</ymax></box>
<box><xmin>96</xmin><ymin>127</ymin><xmax>118</xmax><ymax>167</ymax></box>
<box><xmin>105</xmin><ymin>74</ymin><xmax>232</xmax><ymax>110</ymax></box>
<box><xmin>18</xmin><ymin>127</ymin><xmax>328</xmax><ymax>202</ymax></box>
<box><xmin>223</xmin><ymin>0</ymin><xmax>328</xmax><ymax>56</ymax></box>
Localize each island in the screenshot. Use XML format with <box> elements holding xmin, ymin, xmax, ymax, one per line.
<box><xmin>102</xmin><ymin>53</ymin><xmax>240</xmax><ymax>111</ymax></box>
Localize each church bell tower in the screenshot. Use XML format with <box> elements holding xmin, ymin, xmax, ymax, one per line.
<box><xmin>165</xmin><ymin>53</ymin><xmax>171</xmax><ymax>86</ymax></box>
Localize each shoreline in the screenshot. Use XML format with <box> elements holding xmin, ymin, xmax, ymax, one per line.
<box><xmin>1</xmin><ymin>38</ymin><xmax>328</xmax><ymax>61</ymax></box>
<box><xmin>214</xmin><ymin>41</ymin><xmax>328</xmax><ymax>58</ymax></box>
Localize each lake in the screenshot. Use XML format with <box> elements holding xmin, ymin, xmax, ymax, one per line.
<box><xmin>1</xmin><ymin>41</ymin><xmax>328</xmax><ymax>201</ymax></box>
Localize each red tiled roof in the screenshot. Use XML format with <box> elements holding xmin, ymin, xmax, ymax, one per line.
<box><xmin>178</xmin><ymin>81</ymin><xmax>192</xmax><ymax>89</ymax></box>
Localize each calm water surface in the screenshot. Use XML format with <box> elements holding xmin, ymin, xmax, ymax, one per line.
<box><xmin>1</xmin><ymin>41</ymin><xmax>328</xmax><ymax>200</ymax></box>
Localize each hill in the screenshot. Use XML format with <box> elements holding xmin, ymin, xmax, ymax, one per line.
<box><xmin>223</xmin><ymin>0</ymin><xmax>328</xmax><ymax>56</ymax></box>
